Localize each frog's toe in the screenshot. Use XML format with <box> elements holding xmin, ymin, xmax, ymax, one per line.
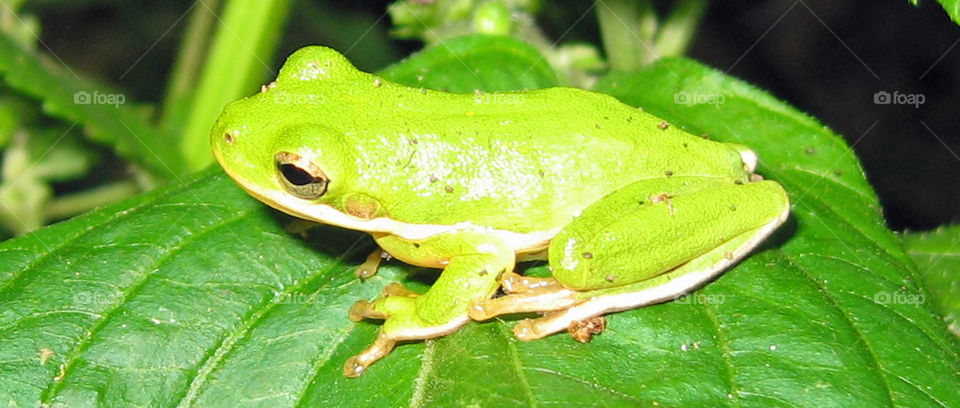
<box><xmin>500</xmin><ymin>272</ymin><xmax>562</xmax><ymax>294</ymax></box>
<box><xmin>517</xmin><ymin>315</ymin><xmax>611</xmax><ymax>343</ymax></box>
<box><xmin>513</xmin><ymin>308</ymin><xmax>594</xmax><ymax>341</ymax></box>
<box><xmin>512</xmin><ymin>295</ymin><xmax>629</xmax><ymax>341</ymax></box>
<box><xmin>348</xmin><ymin>283</ymin><xmax>418</xmax><ymax>321</ymax></box>
<box><xmin>469</xmin><ymin>285</ymin><xmax>578</xmax><ymax>320</ymax></box>
<box><xmin>354</xmin><ymin>248</ymin><xmax>384</xmax><ymax>280</ymax></box>
<box><xmin>380</xmin><ymin>282</ymin><xmax>419</xmax><ymax>297</ymax></box>
<box><xmin>343</xmin><ymin>332</ymin><xmax>396</xmax><ymax>377</ymax></box>
<box><xmin>348</xmin><ymin>300</ymin><xmax>384</xmax><ymax>321</ymax></box>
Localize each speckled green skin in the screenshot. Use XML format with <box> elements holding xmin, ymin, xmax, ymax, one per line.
<box><xmin>210</xmin><ymin>46</ymin><xmax>789</xmax><ymax>375</ymax></box>
<box><xmin>211</xmin><ymin>47</ymin><xmax>750</xmax><ymax>234</ymax></box>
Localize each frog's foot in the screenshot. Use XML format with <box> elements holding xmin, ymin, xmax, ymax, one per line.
<box><xmin>344</xmin><ymin>286</ymin><xmax>470</xmax><ymax>377</ymax></box>
<box><xmin>470</xmin><ymin>282</ymin><xmax>599</xmax><ymax>341</ymax></box>
<box><xmin>354</xmin><ymin>248</ymin><xmax>386</xmax><ymax>280</ymax></box>
<box><xmin>345</xmin><ymin>232</ymin><xmax>514</xmax><ymax>377</ymax></box>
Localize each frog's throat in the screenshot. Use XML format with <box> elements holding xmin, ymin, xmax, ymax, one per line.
<box><xmin>230</xmin><ymin>175</ymin><xmax>557</xmax><ymax>252</ymax></box>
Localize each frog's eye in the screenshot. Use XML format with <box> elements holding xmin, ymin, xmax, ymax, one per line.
<box><xmin>275</xmin><ymin>152</ymin><xmax>328</xmax><ymax>199</ymax></box>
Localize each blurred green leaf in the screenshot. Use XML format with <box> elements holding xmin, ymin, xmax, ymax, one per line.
<box><xmin>388</xmin><ymin>0</ymin><xmax>538</xmax><ymax>44</ymax></box>
<box><xmin>160</xmin><ymin>0</ymin><xmax>221</xmax><ymax>138</ymax></box>
<box><xmin>0</xmin><ymin>33</ymin><xmax>183</xmax><ymax>180</ymax></box>
<box><xmin>902</xmin><ymin>225</ymin><xmax>960</xmax><ymax>336</ymax></box>
<box><xmin>928</xmin><ymin>0</ymin><xmax>960</xmax><ymax>25</ymax></box>
<box><xmin>0</xmin><ymin>95</ymin><xmax>35</xmax><ymax>149</ymax></box>
<box><xmin>178</xmin><ymin>0</ymin><xmax>294</xmax><ymax>173</ymax></box>
<box><xmin>379</xmin><ymin>34</ymin><xmax>558</xmax><ymax>91</ymax></box>
<box><xmin>1</xmin><ymin>41</ymin><xmax>958</xmax><ymax>407</ymax></box>
<box><xmin>0</xmin><ymin>125</ymin><xmax>94</xmax><ymax>234</ymax></box>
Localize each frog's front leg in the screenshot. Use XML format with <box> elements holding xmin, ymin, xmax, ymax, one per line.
<box><xmin>471</xmin><ymin>177</ymin><xmax>789</xmax><ymax>341</ymax></box>
<box><xmin>344</xmin><ymin>231</ymin><xmax>514</xmax><ymax>377</ymax></box>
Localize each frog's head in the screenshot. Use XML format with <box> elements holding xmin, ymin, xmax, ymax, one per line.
<box><xmin>210</xmin><ymin>45</ymin><xmax>379</xmax><ymax>220</ymax></box>
<box><xmin>211</xmin><ymin>92</ymin><xmax>356</xmax><ymax>222</ymax></box>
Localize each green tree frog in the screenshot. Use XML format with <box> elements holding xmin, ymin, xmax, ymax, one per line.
<box><xmin>210</xmin><ymin>46</ymin><xmax>790</xmax><ymax>377</ymax></box>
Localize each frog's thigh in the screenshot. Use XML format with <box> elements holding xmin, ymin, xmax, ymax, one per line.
<box><xmin>553</xmin><ymin>178</ymin><xmax>788</xmax><ymax>290</ymax></box>
<box><xmin>344</xmin><ymin>231</ymin><xmax>514</xmax><ymax>376</ymax></box>
<box><xmin>479</xmin><ymin>178</ymin><xmax>789</xmax><ymax>340</ymax></box>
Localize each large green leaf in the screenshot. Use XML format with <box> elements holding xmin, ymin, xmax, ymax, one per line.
<box><xmin>1</xmin><ymin>37</ymin><xmax>958</xmax><ymax>407</ymax></box>
<box><xmin>902</xmin><ymin>225</ymin><xmax>960</xmax><ymax>335</ymax></box>
<box><xmin>0</xmin><ymin>33</ymin><xmax>183</xmax><ymax>179</ymax></box>
<box><xmin>594</xmin><ymin>59</ymin><xmax>960</xmax><ymax>406</ymax></box>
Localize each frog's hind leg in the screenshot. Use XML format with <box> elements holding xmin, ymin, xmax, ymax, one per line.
<box><xmin>511</xmin><ymin>215</ymin><xmax>784</xmax><ymax>341</ymax></box>
<box><xmin>472</xmin><ymin>178</ymin><xmax>790</xmax><ymax>342</ymax></box>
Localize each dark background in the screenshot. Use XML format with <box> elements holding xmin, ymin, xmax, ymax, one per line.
<box><xmin>33</xmin><ymin>0</ymin><xmax>960</xmax><ymax>231</ymax></box>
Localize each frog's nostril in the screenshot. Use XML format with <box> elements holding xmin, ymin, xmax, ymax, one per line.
<box><xmin>223</xmin><ymin>131</ymin><xmax>237</xmax><ymax>145</ymax></box>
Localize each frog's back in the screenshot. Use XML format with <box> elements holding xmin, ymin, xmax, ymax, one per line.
<box><xmin>332</xmin><ymin>85</ymin><xmax>747</xmax><ymax>235</ymax></box>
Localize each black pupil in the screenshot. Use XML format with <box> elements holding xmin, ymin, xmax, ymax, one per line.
<box><xmin>280</xmin><ymin>164</ymin><xmax>316</xmax><ymax>186</ymax></box>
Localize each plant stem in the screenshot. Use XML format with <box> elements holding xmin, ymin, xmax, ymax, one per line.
<box><xmin>653</xmin><ymin>0</ymin><xmax>707</xmax><ymax>58</ymax></box>
<box><xmin>178</xmin><ymin>0</ymin><xmax>294</xmax><ymax>172</ymax></box>
<box><xmin>596</xmin><ymin>0</ymin><xmax>658</xmax><ymax>71</ymax></box>
<box><xmin>160</xmin><ymin>0</ymin><xmax>221</xmax><ymax>135</ymax></box>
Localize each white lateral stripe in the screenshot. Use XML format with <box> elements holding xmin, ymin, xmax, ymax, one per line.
<box><xmin>232</xmin><ymin>175</ymin><xmax>557</xmax><ymax>250</ymax></box>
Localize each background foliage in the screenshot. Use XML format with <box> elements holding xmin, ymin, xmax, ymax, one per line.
<box><xmin>0</xmin><ymin>0</ymin><xmax>958</xmax><ymax>406</ymax></box>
